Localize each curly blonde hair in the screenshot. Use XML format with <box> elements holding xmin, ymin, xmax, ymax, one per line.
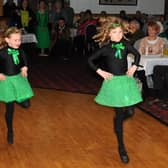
<box><xmin>93</xmin><ymin>16</ymin><xmax>130</xmax><ymax>46</ymax></box>
<box><xmin>0</xmin><ymin>27</ymin><xmax>21</xmax><ymax>49</ymax></box>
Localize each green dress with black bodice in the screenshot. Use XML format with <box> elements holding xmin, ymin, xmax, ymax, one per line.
<box><xmin>88</xmin><ymin>41</ymin><xmax>142</xmax><ymax>107</ymax></box>
<box><xmin>0</xmin><ymin>47</ymin><xmax>34</xmax><ymax>103</ymax></box>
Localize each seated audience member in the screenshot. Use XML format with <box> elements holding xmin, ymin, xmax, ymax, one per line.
<box><xmin>77</xmin><ymin>10</ymin><xmax>97</xmax><ymax>35</ymax></box>
<box><xmin>139</xmin><ymin>21</ymin><xmax>165</xmax><ymax>55</ymax></box>
<box><xmin>74</xmin><ymin>9</ymin><xmax>97</xmax><ymax>55</ymax></box>
<box><xmin>50</xmin><ymin>17</ymin><xmax>72</xmax><ymax>60</ymax></box>
<box><xmin>136</xmin><ymin>21</ymin><xmax>166</xmax><ymax>98</ymax></box>
<box><xmin>126</xmin><ymin>19</ymin><xmax>145</xmax><ymax>45</ymax></box>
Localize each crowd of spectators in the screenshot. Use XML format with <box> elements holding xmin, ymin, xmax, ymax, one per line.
<box><xmin>1</xmin><ymin>1</ymin><xmax>168</xmax><ymax>58</ymax></box>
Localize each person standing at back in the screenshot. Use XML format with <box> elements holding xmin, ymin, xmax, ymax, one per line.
<box><xmin>62</xmin><ymin>0</ymin><xmax>75</xmax><ymax>28</ymax></box>
<box><xmin>36</xmin><ymin>0</ymin><xmax>50</xmax><ymax>56</ymax></box>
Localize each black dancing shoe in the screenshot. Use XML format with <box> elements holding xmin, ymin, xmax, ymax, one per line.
<box><xmin>124</xmin><ymin>107</ymin><xmax>135</xmax><ymax>120</ymax></box>
<box><xmin>7</xmin><ymin>132</ymin><xmax>14</xmax><ymax>144</ymax></box>
<box><xmin>17</xmin><ymin>99</ymin><xmax>30</xmax><ymax>108</ymax></box>
<box><xmin>118</xmin><ymin>147</ymin><xmax>129</xmax><ymax>164</ymax></box>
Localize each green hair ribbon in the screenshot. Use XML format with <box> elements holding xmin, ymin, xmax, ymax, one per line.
<box><xmin>111</xmin><ymin>23</ymin><xmax>121</xmax><ymax>28</ymax></box>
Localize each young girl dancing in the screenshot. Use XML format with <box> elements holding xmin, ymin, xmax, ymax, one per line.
<box><xmin>88</xmin><ymin>17</ymin><xmax>142</xmax><ymax>163</ymax></box>
<box><xmin>0</xmin><ymin>27</ymin><xmax>34</xmax><ymax>144</ymax></box>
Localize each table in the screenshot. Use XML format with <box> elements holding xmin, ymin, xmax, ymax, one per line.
<box><xmin>128</xmin><ymin>55</ymin><xmax>168</xmax><ymax>75</ymax></box>
<box><xmin>21</xmin><ymin>33</ymin><xmax>37</xmax><ymax>44</ymax></box>
<box><xmin>21</xmin><ymin>34</ymin><xmax>38</xmax><ymax>62</ymax></box>
<box><xmin>128</xmin><ymin>55</ymin><xmax>168</xmax><ymax>88</ymax></box>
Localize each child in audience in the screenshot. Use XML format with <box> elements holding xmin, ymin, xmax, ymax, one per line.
<box><xmin>0</xmin><ymin>27</ymin><xmax>34</xmax><ymax>144</ymax></box>
<box><xmin>88</xmin><ymin>16</ymin><xmax>142</xmax><ymax>163</ymax></box>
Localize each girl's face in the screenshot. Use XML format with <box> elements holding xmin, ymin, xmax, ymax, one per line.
<box><xmin>109</xmin><ymin>26</ymin><xmax>123</xmax><ymax>42</ymax></box>
<box><xmin>5</xmin><ymin>33</ymin><xmax>21</xmax><ymax>49</ymax></box>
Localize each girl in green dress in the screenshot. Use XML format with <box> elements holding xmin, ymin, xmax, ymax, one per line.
<box><xmin>0</xmin><ymin>27</ymin><xmax>34</xmax><ymax>144</ymax></box>
<box><xmin>36</xmin><ymin>0</ymin><xmax>50</xmax><ymax>56</ymax></box>
<box><xmin>88</xmin><ymin>16</ymin><xmax>142</xmax><ymax>163</ymax></box>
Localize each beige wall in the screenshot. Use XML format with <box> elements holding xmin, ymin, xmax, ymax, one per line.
<box><xmin>71</xmin><ymin>0</ymin><xmax>165</xmax><ymax>15</ymax></box>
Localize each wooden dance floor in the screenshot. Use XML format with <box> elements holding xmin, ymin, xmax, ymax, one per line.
<box><xmin>0</xmin><ymin>88</ymin><xmax>167</xmax><ymax>168</ymax></box>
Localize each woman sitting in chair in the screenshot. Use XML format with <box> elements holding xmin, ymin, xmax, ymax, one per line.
<box><xmin>139</xmin><ymin>21</ymin><xmax>165</xmax><ymax>55</ymax></box>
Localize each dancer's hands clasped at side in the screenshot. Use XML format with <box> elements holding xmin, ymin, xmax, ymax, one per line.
<box><xmin>96</xmin><ymin>68</ymin><xmax>113</xmax><ymax>80</ymax></box>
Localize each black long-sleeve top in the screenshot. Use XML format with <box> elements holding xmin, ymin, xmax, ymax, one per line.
<box><xmin>88</xmin><ymin>40</ymin><xmax>141</xmax><ymax>76</ymax></box>
<box><xmin>0</xmin><ymin>47</ymin><xmax>28</xmax><ymax>76</ymax></box>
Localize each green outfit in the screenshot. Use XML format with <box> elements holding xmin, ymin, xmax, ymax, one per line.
<box><xmin>95</xmin><ymin>76</ymin><xmax>142</xmax><ymax>107</ymax></box>
<box><xmin>36</xmin><ymin>11</ymin><xmax>50</xmax><ymax>48</ymax></box>
<box><xmin>0</xmin><ymin>74</ymin><xmax>34</xmax><ymax>103</ymax></box>
<box><xmin>0</xmin><ymin>47</ymin><xmax>34</xmax><ymax>103</ymax></box>
<box><xmin>88</xmin><ymin>40</ymin><xmax>142</xmax><ymax>108</ymax></box>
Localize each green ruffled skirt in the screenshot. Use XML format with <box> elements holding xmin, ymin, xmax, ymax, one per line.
<box><xmin>95</xmin><ymin>75</ymin><xmax>142</xmax><ymax>107</ymax></box>
<box><xmin>0</xmin><ymin>74</ymin><xmax>34</xmax><ymax>103</ymax></box>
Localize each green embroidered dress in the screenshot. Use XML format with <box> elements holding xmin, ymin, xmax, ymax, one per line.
<box><xmin>36</xmin><ymin>11</ymin><xmax>50</xmax><ymax>49</ymax></box>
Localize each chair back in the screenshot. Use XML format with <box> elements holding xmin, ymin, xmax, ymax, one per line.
<box><xmin>134</xmin><ymin>38</ymin><xmax>142</xmax><ymax>50</ymax></box>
